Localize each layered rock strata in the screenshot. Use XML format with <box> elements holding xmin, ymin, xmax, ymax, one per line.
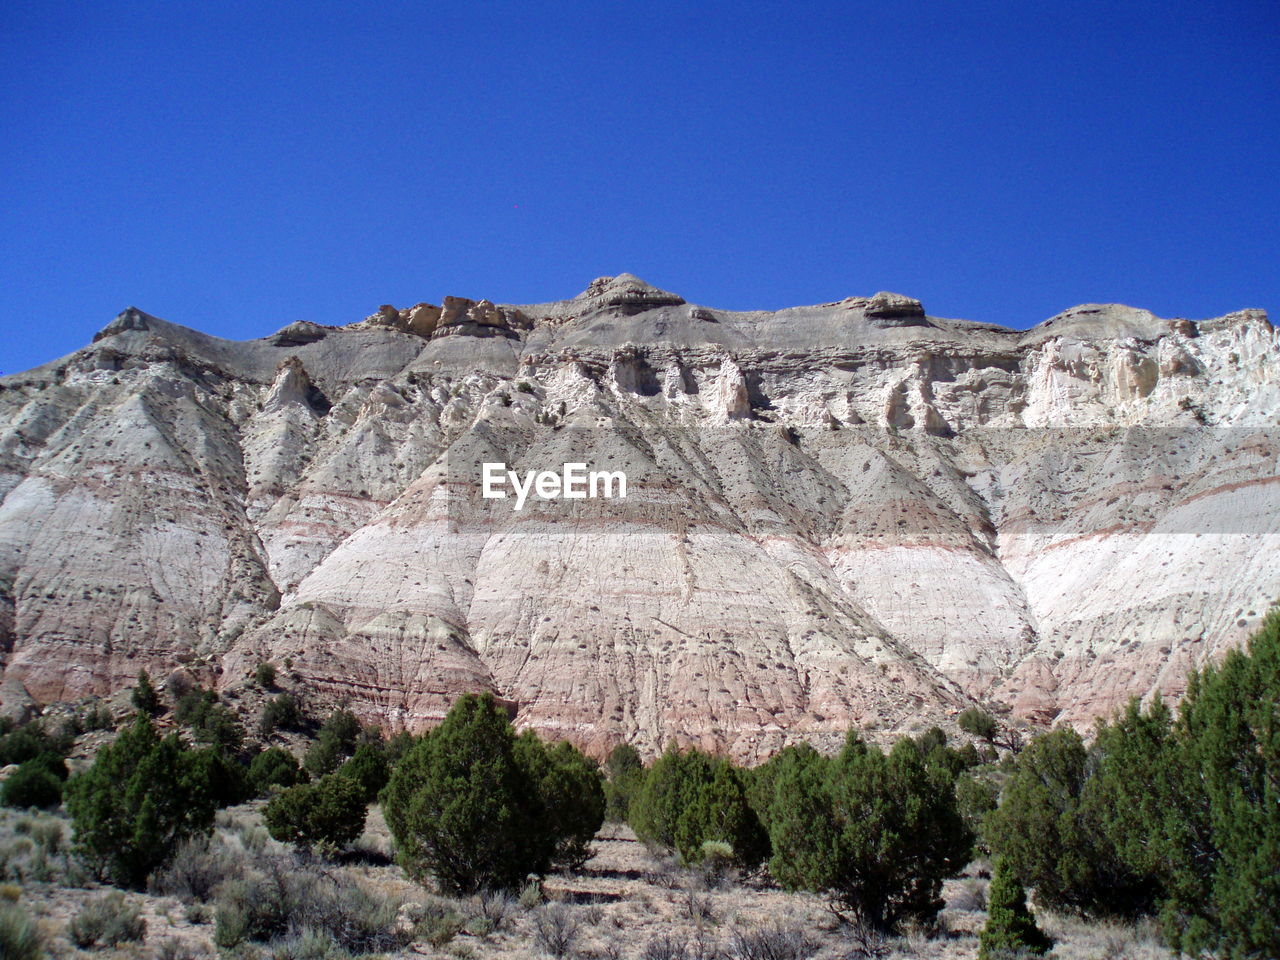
<box><xmin>0</xmin><ymin>275</ymin><xmax>1276</xmax><ymax>758</ymax></box>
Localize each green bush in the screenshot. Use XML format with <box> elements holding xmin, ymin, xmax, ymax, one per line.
<box><xmin>1</xmin><ymin>761</ymin><xmax>64</xmax><ymax>809</ymax></box>
<box><xmin>630</xmin><ymin>746</ymin><xmax>768</xmax><ymax>870</ymax></box>
<box><xmin>131</xmin><ymin>669</ymin><xmax>161</xmax><ymax>715</ymax></box>
<box><xmin>766</xmin><ymin>734</ymin><xmax>971</xmax><ymax>931</ymax></box>
<box><xmin>65</xmin><ymin>714</ymin><xmax>218</xmax><ymax>888</ymax></box>
<box><xmin>259</xmin><ymin>692</ymin><xmax>305</xmax><ymax>736</ymax></box>
<box><xmin>263</xmin><ymin>773</ymin><xmax>367</xmax><ymax>850</ymax></box>
<box><xmin>515</xmin><ymin>732</ymin><xmax>606</xmax><ymax>870</ymax></box>
<box><xmin>0</xmin><ymin>723</ymin><xmax>71</xmax><ymax>768</ymax></box>
<box><xmin>67</xmin><ymin>891</ymin><xmax>146</xmax><ymax>948</ymax></box>
<box><xmin>186</xmin><ymin>746</ymin><xmax>252</xmax><ymax>809</ymax></box>
<box><xmin>249</xmin><ymin>746</ymin><xmax>307</xmax><ymax>796</ymax></box>
<box><xmin>603</xmin><ymin>743</ymin><xmax>644</xmax><ymax>822</ymax></box>
<box><xmin>0</xmin><ymin>902</ymin><xmax>43</xmax><ymax>960</ymax></box>
<box><xmin>382</xmin><ymin>693</ymin><xmax>550</xmax><ymax>894</ymax></box>
<box><xmin>384</xmin><ymin>730</ymin><xmax>416</xmax><ymax>765</ymax></box>
<box><xmin>958</xmin><ymin>707</ymin><xmax>999</xmax><ymax>744</ymax></box>
<box><xmin>955</xmin><ymin>773</ymin><xmax>999</xmax><ymax>845</ymax></box>
<box><xmin>303</xmin><ymin>709</ymin><xmax>363</xmax><ymax>776</ymax></box>
<box><xmin>984</xmin><ymin>726</ymin><xmax>1152</xmax><ymax>917</ymax></box>
<box><xmin>337</xmin><ymin>741</ymin><xmax>390</xmax><ymax>803</ymax></box>
<box><xmin>749</xmin><ymin>742</ymin><xmax>824</xmax><ymax>833</ymax></box>
<box><xmin>978</xmin><ymin>857</ymin><xmax>1051</xmax><ymax>959</ymax></box>
<box><xmin>174</xmin><ymin>689</ymin><xmax>245</xmax><ymax>754</ymax></box>
<box><xmin>80</xmin><ymin>701</ymin><xmax>115</xmax><ymax>732</ymax></box>
<box><xmin>1096</xmin><ymin>612</ymin><xmax>1280</xmax><ymax>957</ymax></box>
<box><xmin>254</xmin><ymin>662</ymin><xmax>277</xmax><ymax>688</ymax></box>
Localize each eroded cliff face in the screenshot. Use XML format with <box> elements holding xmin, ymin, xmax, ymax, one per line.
<box><xmin>1</xmin><ymin>275</ymin><xmax>1276</xmax><ymax>758</ymax></box>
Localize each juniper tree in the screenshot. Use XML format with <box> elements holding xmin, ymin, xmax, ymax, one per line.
<box><xmin>131</xmin><ymin>670</ymin><xmax>160</xmax><ymax>715</ymax></box>
<box><xmin>979</xmin><ymin>857</ymin><xmax>1051</xmax><ymax>959</ymax></box>
<box><xmin>381</xmin><ymin>693</ymin><xmax>548</xmax><ymax>894</ymax></box>
<box><xmin>629</xmin><ymin>746</ymin><xmax>768</xmax><ymax>869</ymax></box>
<box><xmin>263</xmin><ymin>773</ymin><xmax>367</xmax><ymax>850</ymax></box>
<box><xmin>65</xmin><ymin>714</ymin><xmax>218</xmax><ymax>887</ymax></box>
<box><xmin>248</xmin><ymin>746</ymin><xmax>307</xmax><ymax>796</ymax></box>
<box><xmin>986</xmin><ymin>725</ymin><xmax>1156</xmax><ymax>917</ymax></box>
<box><xmin>1140</xmin><ymin>612</ymin><xmax>1280</xmax><ymax>958</ymax></box>
<box><xmin>767</xmin><ymin>734</ymin><xmax>971</xmax><ymax>931</ymax></box>
<box><xmin>515</xmin><ymin>732</ymin><xmax>606</xmax><ymax>870</ymax></box>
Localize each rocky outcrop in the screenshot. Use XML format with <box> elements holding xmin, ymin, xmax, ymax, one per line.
<box><xmin>0</xmin><ymin>281</ymin><xmax>1276</xmax><ymax>759</ymax></box>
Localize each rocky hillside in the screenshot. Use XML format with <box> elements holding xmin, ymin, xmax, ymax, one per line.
<box><xmin>0</xmin><ymin>275</ymin><xmax>1276</xmax><ymax>759</ymax></box>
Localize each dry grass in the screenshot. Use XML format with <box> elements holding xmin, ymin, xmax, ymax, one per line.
<box><xmin>0</xmin><ymin>809</ymin><xmax>1179</xmax><ymax>960</ymax></box>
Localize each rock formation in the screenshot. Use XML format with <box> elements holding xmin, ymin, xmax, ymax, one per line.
<box><xmin>0</xmin><ymin>276</ymin><xmax>1276</xmax><ymax>759</ymax></box>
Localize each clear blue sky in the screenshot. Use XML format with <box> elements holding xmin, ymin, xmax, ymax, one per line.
<box><xmin>2</xmin><ymin>0</ymin><xmax>1277</xmax><ymax>375</ymax></box>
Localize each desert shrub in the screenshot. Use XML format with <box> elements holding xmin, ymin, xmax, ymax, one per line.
<box><xmin>468</xmin><ymin>888</ymin><xmax>516</xmax><ymax>933</ymax></box>
<box><xmin>214</xmin><ymin>857</ymin><xmax>406</xmax><ymax>953</ymax></box>
<box><xmin>174</xmin><ymin>689</ymin><xmax>245</xmax><ymax>754</ymax></box>
<box><xmin>681</xmin><ymin>888</ymin><xmax>715</xmax><ymax>923</ymax></box>
<box><xmin>249</xmin><ymin>745</ymin><xmax>307</xmax><ymax>795</ymax></box>
<box><xmin>730</xmin><ymin>922</ymin><xmax>818</xmax><ymax>960</ymax></box>
<box><xmin>291</xmin><ymin>876</ymin><xmax>405</xmax><ymax>954</ymax></box>
<box><xmin>604</xmin><ymin>743</ymin><xmax>645</xmax><ymax>822</ymax></box>
<box><xmin>65</xmin><ymin>713</ymin><xmax>218</xmax><ymax>888</ymax></box>
<box><xmin>29</xmin><ymin>819</ymin><xmax>63</xmax><ymax>859</ymax></box>
<box><xmin>131</xmin><ymin>670</ymin><xmax>161</xmax><ymax>715</ymax></box>
<box><xmin>264</xmin><ymin>773</ymin><xmax>367</xmax><ymax>851</ymax></box>
<box><xmin>950</xmin><ymin>876</ymin><xmax>988</xmax><ymax>912</ymax></box>
<box><xmin>958</xmin><ymin>707</ymin><xmax>999</xmax><ymax>744</ymax></box>
<box><xmin>150</xmin><ymin>835</ymin><xmax>243</xmax><ymax>902</ymax></box>
<box><xmin>0</xmin><ymin>722</ymin><xmax>70</xmax><ymax>768</ymax></box>
<box><xmin>382</xmin><ymin>693</ymin><xmax>548</xmax><ymax>894</ymax></box>
<box><xmin>303</xmin><ymin>710</ymin><xmax>363</xmax><ymax>777</ymax></box>
<box><xmin>254</xmin><ymin>662</ymin><xmax>277</xmax><ymax>688</ymax></box>
<box><xmin>213</xmin><ymin>860</ymin><xmax>308</xmax><ymax>947</ymax></box>
<box><xmin>259</xmin><ymin>692</ymin><xmax>305</xmax><ymax>737</ymax></box>
<box><xmin>515</xmin><ymin>732</ymin><xmax>606</xmax><ymax>870</ymax></box>
<box><xmin>68</xmin><ymin>890</ymin><xmax>146</xmax><ymax>948</ymax></box>
<box><xmin>1</xmin><ymin>759</ymin><xmax>64</xmax><ymax>809</ymax></box>
<box><xmin>80</xmin><ymin>701</ymin><xmax>115</xmax><ymax>732</ymax></box>
<box><xmin>767</xmin><ymin>734</ymin><xmax>971</xmax><ymax>932</ymax></box>
<box><xmin>644</xmin><ymin>933</ymin><xmax>691</xmax><ymax>960</ymax></box>
<box><xmin>519</xmin><ymin>879</ymin><xmax>544</xmax><ymax>909</ymax></box>
<box><xmin>411</xmin><ymin>898</ymin><xmax>465</xmax><ymax>947</ymax></box>
<box><xmin>336</xmin><ymin>741</ymin><xmax>389</xmax><ymax>803</ymax></box>
<box><xmin>698</xmin><ymin>839</ymin><xmax>737</xmax><ymax>885</ymax></box>
<box><xmin>978</xmin><ymin>858</ymin><xmax>1051</xmax><ymax>959</ymax></box>
<box><xmin>0</xmin><ymin>901</ymin><xmax>42</xmax><ymax>960</ymax></box>
<box><xmin>154</xmin><ymin>938</ymin><xmax>211</xmax><ymax>960</ymax></box>
<box><xmin>631</xmin><ymin>746</ymin><xmax>768</xmax><ymax>870</ymax></box>
<box><xmin>532</xmin><ymin>903</ymin><xmax>580</xmax><ymax>958</ymax></box>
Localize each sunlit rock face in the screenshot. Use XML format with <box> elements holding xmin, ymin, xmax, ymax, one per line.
<box><xmin>1</xmin><ymin>279</ymin><xmax>1276</xmax><ymax>759</ymax></box>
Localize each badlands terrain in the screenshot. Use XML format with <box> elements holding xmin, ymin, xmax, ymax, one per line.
<box><xmin>0</xmin><ymin>275</ymin><xmax>1276</xmax><ymax>758</ymax></box>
